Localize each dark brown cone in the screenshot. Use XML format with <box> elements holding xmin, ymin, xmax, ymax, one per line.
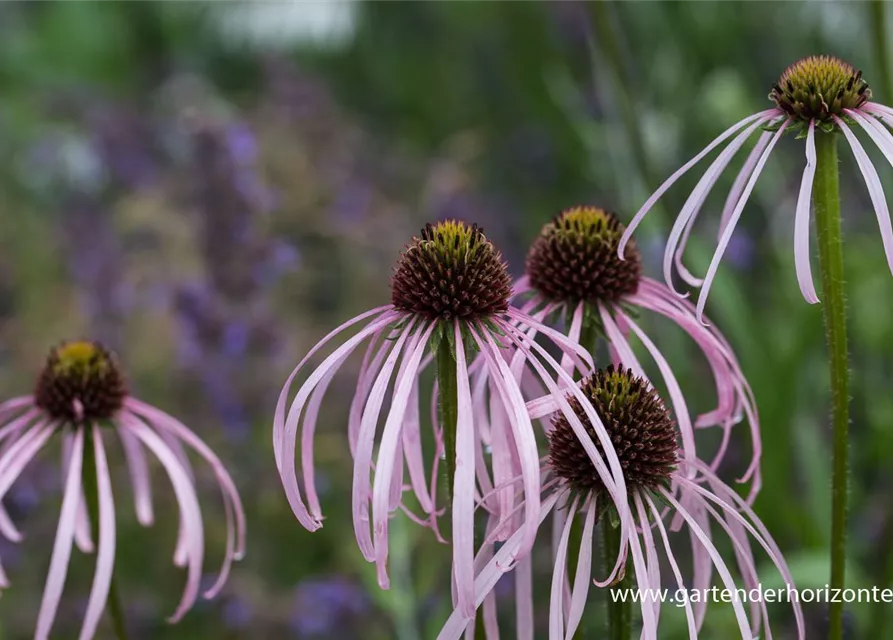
<box><xmin>391</xmin><ymin>220</ymin><xmax>512</xmax><ymax>321</ymax></box>
<box><xmin>34</xmin><ymin>341</ymin><xmax>127</xmax><ymax>422</ymax></box>
<box><xmin>547</xmin><ymin>366</ymin><xmax>677</xmax><ymax>496</ymax></box>
<box><xmin>526</xmin><ymin>206</ymin><xmax>641</xmax><ymax>306</ymax></box>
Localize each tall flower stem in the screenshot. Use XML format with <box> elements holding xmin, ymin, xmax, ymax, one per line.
<box><xmin>603</xmin><ymin>516</ymin><xmax>632</xmax><ymax>640</ymax></box>
<box><xmin>813</xmin><ymin>131</ymin><xmax>849</xmax><ymax>640</ymax></box>
<box><xmin>871</xmin><ymin>0</ymin><xmax>893</xmax><ymax>103</ymax></box>
<box><xmin>437</xmin><ymin>331</ymin><xmax>458</xmax><ymax>499</ymax></box>
<box><xmin>82</xmin><ymin>425</ymin><xmax>129</xmax><ymax>640</ymax></box>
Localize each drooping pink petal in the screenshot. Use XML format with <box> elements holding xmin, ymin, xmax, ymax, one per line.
<box><xmin>559</xmin><ymin>302</ymin><xmax>585</xmax><ymax>377</ymax></box>
<box><xmin>505</xmin><ymin>308</ymin><xmax>594</xmax><ymax>373</ymax></box>
<box><xmin>79</xmin><ymin>426</ymin><xmax>117</xmax><ymax>640</ymax></box>
<box><xmin>349</xmin><ymin>327</ymin><xmax>393</xmax><ymax>457</ymax></box>
<box><xmin>564</xmin><ymin>495</ymin><xmax>595</xmax><ymax>639</ymax></box>
<box><xmin>372</xmin><ymin>322</ymin><xmax>433</xmax><ymax>589</ymax></box>
<box><xmin>496</xmin><ymin>321</ymin><xmax>632</xmax><ymax>585</ymax></box>
<box><xmin>123</xmin><ymin>417</ymin><xmax>204</xmax><ymax>623</ymax></box>
<box><xmin>598</xmin><ymin>304</ymin><xmax>644</xmax><ymax>379</ymax></box>
<box><xmin>665</xmin><ymin>115</ymin><xmax>777</xmax><ymax>293</ymax></box>
<box><xmin>273</xmin><ymin>306</ymin><xmax>394</xmax><ymax>468</ymax></box>
<box><xmin>719</xmin><ymin>130</ymin><xmax>774</xmax><ymax>239</ymax></box>
<box><xmin>840</xmin><ymin>111</ymin><xmax>893</xmax><ymax>276</ymax></box>
<box><xmin>645</xmin><ymin>494</ymin><xmax>697</xmax><ymax>639</ymax></box>
<box><xmin>549</xmin><ymin>495</ymin><xmax>579</xmax><ymax>639</ymax></box>
<box><xmin>302</xmin><ymin>362</ymin><xmax>342</xmax><ymax>517</ymax></box>
<box><xmin>436</xmin><ymin>491</ymin><xmax>562</xmax><ymax>640</ymax></box>
<box><xmin>515</xmin><ymin>555</ymin><xmax>534</xmax><ymax>640</ymax></box>
<box><xmin>697</xmin><ymin>121</ymin><xmax>790</xmax><ymax>323</ymax></box>
<box><xmin>794</xmin><ymin>120</ymin><xmax>819</xmax><ymax>303</ymax></box>
<box><xmin>634</xmin><ymin>492</ymin><xmax>662</xmax><ymax>628</ymax></box>
<box><xmin>123</xmin><ymin>402</ymin><xmax>246</xmax><ymax>593</ymax></box>
<box><xmin>661</xmin><ymin>487</ymin><xmax>752</xmax><ymax>637</ymax></box>
<box><xmin>471</xmin><ymin>325</ymin><xmax>541</xmax><ymax>562</ymax></box>
<box><xmin>618</xmin><ymin>109</ymin><xmax>784</xmax><ymax>259</ymax></box>
<box><xmin>62</xmin><ymin>433</ymin><xmax>94</xmax><ymax>554</ymax></box>
<box><xmin>118</xmin><ymin>427</ymin><xmax>154</xmax><ymax>526</ymax></box>
<box><xmin>352</xmin><ymin>321</ymin><xmax>417</xmax><ymax>561</ymax></box>
<box><xmin>35</xmin><ymin>427</ymin><xmax>83</xmax><ymax>640</ymax></box>
<box><xmin>402</xmin><ymin>381</ymin><xmax>435</xmax><ymax>515</ymax></box>
<box><xmin>0</xmin><ymin>422</ymin><xmax>54</xmax><ymax>503</ymax></box>
<box><xmin>618</xmin><ymin>309</ymin><xmax>696</xmax><ymax>472</ymax></box>
<box><xmin>0</xmin><ymin>502</ymin><xmax>21</xmax><ymax>543</ymax></box>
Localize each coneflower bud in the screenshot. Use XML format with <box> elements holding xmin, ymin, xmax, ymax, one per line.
<box><xmin>547</xmin><ymin>366</ymin><xmax>677</xmax><ymax>497</ymax></box>
<box><xmin>770</xmin><ymin>55</ymin><xmax>871</xmax><ymax>123</ymax></box>
<box><xmin>526</xmin><ymin>206</ymin><xmax>642</xmax><ymax>305</ymax></box>
<box><xmin>391</xmin><ymin>220</ymin><xmax>512</xmax><ymax>321</ymax></box>
<box><xmin>34</xmin><ymin>341</ymin><xmax>127</xmax><ymax>423</ymax></box>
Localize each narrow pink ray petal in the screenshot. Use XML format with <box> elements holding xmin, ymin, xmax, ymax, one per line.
<box><xmin>634</xmin><ymin>492</ymin><xmax>662</xmax><ymax>628</ymax></box>
<box><xmin>621</xmin><ymin>490</ymin><xmax>656</xmax><ymax>640</ymax></box>
<box><xmin>619</xmin><ymin>309</ymin><xmax>697</xmax><ymax>472</ymax></box>
<box><xmin>0</xmin><ymin>407</ymin><xmax>39</xmax><ymax>447</ymax></box>
<box><xmin>62</xmin><ymin>433</ymin><xmax>94</xmax><ymax>554</ymax></box>
<box><xmin>697</xmin><ymin>121</ymin><xmax>789</xmax><ymax>323</ymax></box>
<box><xmin>559</xmin><ymin>302</ymin><xmax>584</xmax><ymax>377</ymax></box>
<box><xmin>718</xmin><ymin>130</ymin><xmax>774</xmax><ymax>240</ymax></box>
<box><xmin>661</xmin><ymin>487</ymin><xmax>752</xmax><ymax>637</ymax></box>
<box><xmin>665</xmin><ymin>115</ymin><xmax>776</xmax><ymax>293</ymax></box>
<box><xmin>645</xmin><ymin>494</ymin><xmax>698</xmax><ymax>639</ymax></box>
<box><xmin>618</xmin><ymin>109</ymin><xmax>783</xmax><ymax>259</ymax></box>
<box><xmin>402</xmin><ymin>381</ymin><xmax>434</xmax><ymax>514</ymax></box>
<box><xmin>0</xmin><ymin>422</ymin><xmax>54</xmax><ymax>503</ymax></box>
<box><xmin>512</xmin><ymin>274</ymin><xmax>531</xmax><ymax>298</ymax></box>
<box><xmin>683</xmin><ymin>463</ymin><xmax>805</xmax><ymax>638</ymax></box>
<box><xmin>302</xmin><ymin>362</ymin><xmax>343</xmax><ymax>517</ymax></box>
<box><xmin>118</xmin><ymin>427</ymin><xmax>154</xmax><ymax>526</ymax></box>
<box><xmin>598</xmin><ymin>303</ymin><xmax>645</xmax><ymax>379</ymax></box>
<box><xmin>449</xmin><ymin>323</ymin><xmax>477</xmax><ymax>616</ymax></box>
<box><xmin>489</xmin><ymin>380</ymin><xmax>516</xmax><ymax>540</ymax></box>
<box><xmin>515</xmin><ymin>555</ymin><xmax>534</xmax><ymax>640</ymax></box>
<box><xmin>794</xmin><ymin>120</ymin><xmax>819</xmax><ymax>303</ymax></box>
<box><xmin>505</xmin><ymin>309</ymin><xmax>593</xmax><ymax>373</ymax></box>
<box><xmin>352</xmin><ymin>321</ymin><xmax>417</xmax><ymax>562</ymax></box>
<box><xmin>550</xmin><ymin>495</ymin><xmax>579</xmax><ymax>639</ymax></box>
<box><xmin>839</xmin><ymin>112</ymin><xmax>893</xmax><ymax>276</ymax></box>
<box><xmin>349</xmin><ymin>327</ymin><xmax>392</xmax><ymax>456</ymax></box>
<box><xmin>436</xmin><ymin>491</ymin><xmax>562</xmax><ymax>640</ymax></box>
<box><xmin>123</xmin><ymin>417</ymin><xmax>203</xmax><ymax>623</ymax></box>
<box><xmin>699</xmin><ymin>498</ymin><xmax>767</xmax><ymax>638</ymax></box>
<box><xmin>79</xmin><ymin>426</ymin><xmax>117</xmax><ymax>640</ymax></box>
<box><xmin>35</xmin><ymin>427</ymin><xmax>83</xmax><ymax>640</ymax></box>
<box><xmin>273</xmin><ymin>306</ymin><xmax>394</xmax><ymax>468</ymax></box>
<box><xmin>564</xmin><ymin>495</ymin><xmax>595</xmax><ymax>639</ymax></box>
<box><xmin>472</xmin><ymin>326</ymin><xmax>543</xmax><ymax>560</ymax></box>
<box><xmin>496</xmin><ymin>321</ymin><xmax>633</xmax><ymax>585</ymax></box>
<box><xmin>123</xmin><ymin>403</ymin><xmax>246</xmax><ymax>588</ymax></box>
<box><xmin>0</xmin><ymin>502</ymin><xmax>21</xmax><ymax>542</ymax></box>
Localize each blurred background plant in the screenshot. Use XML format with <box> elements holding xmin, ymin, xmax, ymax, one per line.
<box><xmin>0</xmin><ymin>2</ymin><xmax>891</xmax><ymax>638</ymax></box>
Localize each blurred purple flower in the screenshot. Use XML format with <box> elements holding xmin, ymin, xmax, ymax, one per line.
<box><xmin>290</xmin><ymin>576</ymin><xmax>368</xmax><ymax>637</ymax></box>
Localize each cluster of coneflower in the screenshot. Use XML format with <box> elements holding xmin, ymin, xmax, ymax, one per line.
<box><xmin>1</xmin><ymin>54</ymin><xmax>890</xmax><ymax>639</ymax></box>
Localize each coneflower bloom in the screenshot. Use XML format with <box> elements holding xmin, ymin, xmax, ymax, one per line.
<box><xmin>518</xmin><ymin>206</ymin><xmax>760</xmax><ymax>497</ymax></box>
<box><xmin>274</xmin><ymin>220</ymin><xmax>630</xmax><ymax>617</ymax></box>
<box><xmin>619</xmin><ymin>55</ymin><xmax>893</xmax><ymax>316</ymax></box>
<box><xmin>0</xmin><ymin>341</ymin><xmax>245</xmax><ymax>639</ymax></box>
<box><xmin>438</xmin><ymin>367</ymin><xmax>804</xmax><ymax>640</ymax></box>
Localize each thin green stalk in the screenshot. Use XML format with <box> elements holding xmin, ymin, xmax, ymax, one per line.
<box><xmin>871</xmin><ymin>0</ymin><xmax>893</xmax><ymax>104</ymax></box>
<box><xmin>81</xmin><ymin>425</ymin><xmax>129</xmax><ymax>640</ymax></box>
<box><xmin>603</xmin><ymin>517</ymin><xmax>632</xmax><ymax>640</ymax></box>
<box><xmin>437</xmin><ymin>333</ymin><xmax>459</xmax><ymax>499</ymax></box>
<box><xmin>812</xmin><ymin>132</ymin><xmax>849</xmax><ymax>640</ymax></box>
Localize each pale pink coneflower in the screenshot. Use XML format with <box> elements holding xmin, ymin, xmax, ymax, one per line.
<box><xmin>438</xmin><ymin>367</ymin><xmax>805</xmax><ymax>640</ymax></box>
<box><xmin>517</xmin><ymin>206</ymin><xmax>760</xmax><ymax>499</ymax></box>
<box><xmin>274</xmin><ymin>219</ymin><xmax>630</xmax><ymax>619</ymax></box>
<box><xmin>619</xmin><ymin>55</ymin><xmax>893</xmax><ymax>317</ymax></box>
<box><xmin>0</xmin><ymin>341</ymin><xmax>246</xmax><ymax>639</ymax></box>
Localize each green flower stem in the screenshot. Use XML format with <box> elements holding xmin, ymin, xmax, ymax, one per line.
<box><xmin>437</xmin><ymin>332</ymin><xmax>459</xmax><ymax>499</ymax></box>
<box><xmin>813</xmin><ymin>131</ymin><xmax>850</xmax><ymax>640</ymax></box>
<box><xmin>603</xmin><ymin>516</ymin><xmax>632</xmax><ymax>640</ymax></box>
<box><xmin>871</xmin><ymin>0</ymin><xmax>893</xmax><ymax>104</ymax></box>
<box><xmin>82</xmin><ymin>425</ymin><xmax>129</xmax><ymax>640</ymax></box>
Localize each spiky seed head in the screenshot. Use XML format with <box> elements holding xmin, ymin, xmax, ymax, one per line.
<box><xmin>770</xmin><ymin>55</ymin><xmax>870</xmax><ymax>122</ymax></box>
<box><xmin>34</xmin><ymin>341</ymin><xmax>127</xmax><ymax>422</ymax></box>
<box><xmin>547</xmin><ymin>366</ymin><xmax>677</xmax><ymax>497</ymax></box>
<box><xmin>391</xmin><ymin>220</ymin><xmax>512</xmax><ymax>321</ymax></box>
<box><xmin>526</xmin><ymin>206</ymin><xmax>642</xmax><ymax>305</ymax></box>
